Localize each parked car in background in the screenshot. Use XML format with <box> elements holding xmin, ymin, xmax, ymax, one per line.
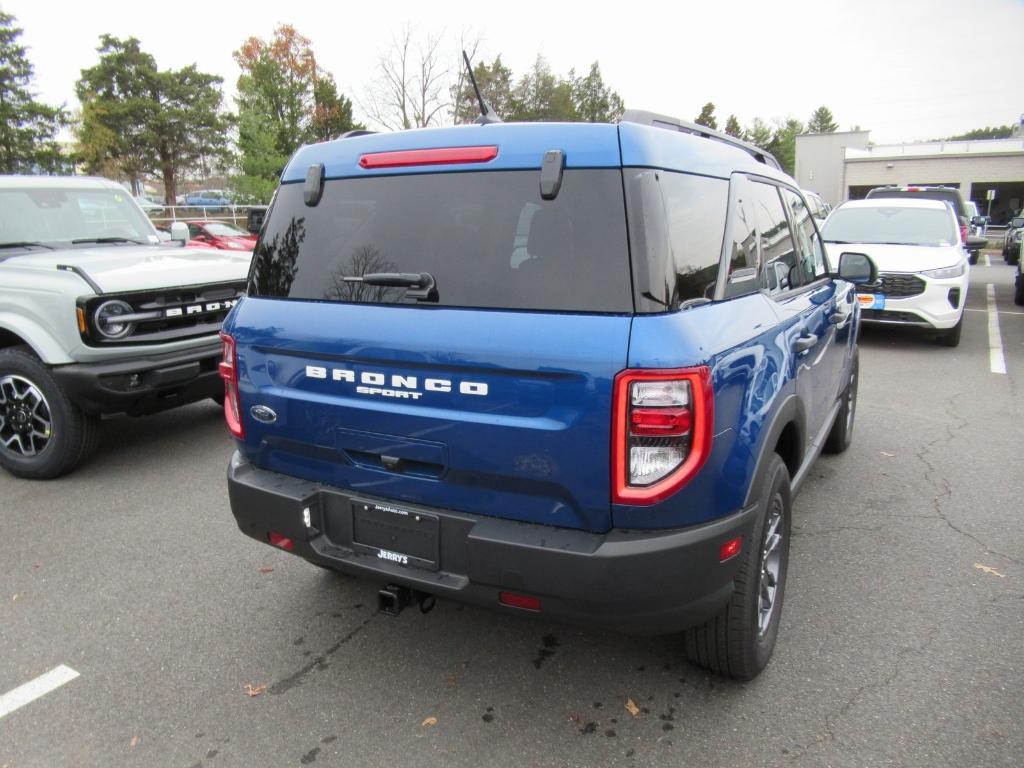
<box><xmin>964</xmin><ymin>201</ymin><xmax>986</xmax><ymax>236</ymax></box>
<box><xmin>134</xmin><ymin>195</ymin><xmax>164</xmax><ymax>214</ymax></box>
<box><xmin>0</xmin><ymin>175</ymin><xmax>251</xmax><ymax>479</ymax></box>
<box><xmin>1002</xmin><ymin>216</ymin><xmax>1023</xmax><ymax>265</ymax></box>
<box><xmin>822</xmin><ymin>197</ymin><xmax>967</xmax><ymax>346</ymax></box>
<box><xmin>220</xmin><ymin>115</ymin><xmax>878</xmax><ymax>681</ymax></box>
<box><xmin>802</xmin><ymin>189</ymin><xmax>831</xmax><ymax>225</ymax></box>
<box><xmin>865</xmin><ymin>185</ymin><xmax>987</xmax><ymax>263</ymax></box>
<box><xmin>184</xmin><ymin>189</ymin><xmax>231</xmax><ymax>209</ymax></box>
<box><xmin>185</xmin><ymin>220</ymin><xmax>257</xmax><ymax>251</ymax></box>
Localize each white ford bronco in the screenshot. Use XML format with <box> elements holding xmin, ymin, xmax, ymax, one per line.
<box><xmin>0</xmin><ymin>175</ymin><xmax>250</xmax><ymax>478</ymax></box>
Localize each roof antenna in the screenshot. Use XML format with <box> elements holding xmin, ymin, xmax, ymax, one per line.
<box><xmin>462</xmin><ymin>50</ymin><xmax>502</xmax><ymax>125</ymax></box>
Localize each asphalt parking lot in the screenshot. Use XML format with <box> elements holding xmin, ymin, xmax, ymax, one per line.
<box><xmin>1</xmin><ymin>260</ymin><xmax>1022</xmax><ymax>768</ymax></box>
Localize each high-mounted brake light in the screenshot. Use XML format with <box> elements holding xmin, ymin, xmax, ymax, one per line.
<box><xmin>358</xmin><ymin>145</ymin><xmax>498</xmax><ymax>169</ymax></box>
<box><xmin>612</xmin><ymin>367</ymin><xmax>713</xmax><ymax>505</ymax></box>
<box><xmin>219</xmin><ymin>331</ymin><xmax>244</xmax><ymax>439</ymax></box>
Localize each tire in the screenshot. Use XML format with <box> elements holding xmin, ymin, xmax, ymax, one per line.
<box><xmin>0</xmin><ymin>346</ymin><xmax>100</xmax><ymax>479</ymax></box>
<box><xmin>1014</xmin><ymin>272</ymin><xmax>1024</xmax><ymax>307</ymax></box>
<box><xmin>1008</xmin><ymin>249</ymin><xmax>1020</xmax><ymax>267</ymax></box>
<box><xmin>937</xmin><ymin>316</ymin><xmax>963</xmax><ymax>347</ymax></box>
<box><xmin>682</xmin><ymin>454</ymin><xmax>792</xmax><ymax>681</ymax></box>
<box><xmin>210</xmin><ymin>391</ymin><xmax>225</xmax><ymax>407</ymax></box>
<box><xmin>824</xmin><ymin>351</ymin><xmax>858</xmax><ymax>454</ymax></box>
<box><xmin>968</xmin><ymin>251</ymin><xmax>978</xmax><ymax>265</ymax></box>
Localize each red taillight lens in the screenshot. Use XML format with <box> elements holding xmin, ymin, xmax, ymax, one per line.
<box><xmin>719</xmin><ymin>536</ymin><xmax>742</xmax><ymax>562</ymax></box>
<box><xmin>268</xmin><ymin>532</ymin><xmax>293</xmax><ymax>550</ymax></box>
<box><xmin>359</xmin><ymin>145</ymin><xmax>498</xmax><ymax>169</ymax></box>
<box><xmin>612</xmin><ymin>367</ymin><xmax>713</xmax><ymax>505</ymax></box>
<box><xmin>498</xmin><ymin>591</ymin><xmax>541</xmax><ymax>611</ymax></box>
<box><xmin>959</xmin><ymin>223</ymin><xmax>968</xmax><ymax>243</ymax></box>
<box><xmin>219</xmin><ymin>331</ymin><xmax>244</xmax><ymax>439</ymax></box>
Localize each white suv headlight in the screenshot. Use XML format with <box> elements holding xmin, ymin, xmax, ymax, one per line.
<box><xmin>922</xmin><ymin>262</ymin><xmax>966</xmax><ymax>280</ymax></box>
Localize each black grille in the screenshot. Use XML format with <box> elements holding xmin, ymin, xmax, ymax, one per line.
<box><xmin>869</xmin><ymin>273</ymin><xmax>926</xmax><ymax>297</ymax></box>
<box><xmin>861</xmin><ymin>309</ymin><xmax>924</xmax><ymax>323</ymax></box>
<box><xmin>80</xmin><ymin>281</ymin><xmax>247</xmax><ymax>346</ymax></box>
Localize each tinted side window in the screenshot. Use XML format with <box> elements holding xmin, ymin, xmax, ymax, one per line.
<box><xmin>250</xmin><ymin>170</ymin><xmax>632</xmax><ymax>313</ymax></box>
<box><xmin>723</xmin><ymin>174</ymin><xmax>760</xmax><ymax>298</ymax></box>
<box><xmin>750</xmin><ymin>181</ymin><xmax>797</xmax><ymax>297</ymax></box>
<box><xmin>782</xmin><ymin>188</ymin><xmax>827</xmax><ymax>285</ymax></box>
<box><xmin>625</xmin><ymin>169</ymin><xmax>728</xmax><ymax>311</ymax></box>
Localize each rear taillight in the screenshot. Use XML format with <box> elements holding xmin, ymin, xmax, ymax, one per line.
<box><xmin>612</xmin><ymin>367</ymin><xmax>713</xmax><ymax>505</ymax></box>
<box><xmin>218</xmin><ymin>331</ymin><xmax>244</xmax><ymax>439</ymax></box>
<box><xmin>960</xmin><ymin>223</ymin><xmax>968</xmax><ymax>243</ymax></box>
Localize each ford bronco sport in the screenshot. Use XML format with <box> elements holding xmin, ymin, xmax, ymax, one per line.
<box><xmin>221</xmin><ymin>113</ymin><xmax>876</xmax><ymax>680</ymax></box>
<box><xmin>0</xmin><ymin>175</ymin><xmax>250</xmax><ymax>479</ymax></box>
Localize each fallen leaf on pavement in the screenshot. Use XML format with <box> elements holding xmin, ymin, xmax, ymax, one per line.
<box><xmin>974</xmin><ymin>563</ymin><xmax>1005</xmax><ymax>578</ymax></box>
<box><xmin>880</xmin><ymin>451</ymin><xmax>895</xmax><ymax>457</ymax></box>
<box><xmin>446</xmin><ymin>676</ymin><xmax>456</xmax><ymax>685</ymax></box>
<box><xmin>11</xmin><ymin>594</ymin><xmax>17</xmax><ymax>602</ymax></box>
<box><xmin>259</xmin><ymin>567</ymin><xmax>274</xmax><ymax>574</ymax></box>
<box><xmin>625</xmin><ymin>698</ymin><xmax>641</xmax><ymax>717</ymax></box>
<box><xmin>129</xmin><ymin>736</ymin><xmax>138</xmax><ymax>749</ymax></box>
<box><xmin>567</xmin><ymin>711</ymin><xmax>581</xmax><ymax>724</ymax></box>
<box><xmin>244</xmin><ymin>683</ymin><xmax>267</xmax><ymax>697</ymax></box>
<box><xmin>421</xmin><ymin>717</ymin><xmax>437</xmax><ymax>727</ymax></box>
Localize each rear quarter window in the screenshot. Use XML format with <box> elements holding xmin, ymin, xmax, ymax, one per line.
<box><xmin>249</xmin><ymin>170</ymin><xmax>633</xmax><ymax>313</ymax></box>
<box><xmin>624</xmin><ymin>169</ymin><xmax>729</xmax><ymax>311</ymax></box>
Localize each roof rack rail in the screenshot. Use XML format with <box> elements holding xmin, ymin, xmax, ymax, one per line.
<box><xmin>619</xmin><ymin>109</ymin><xmax>782</xmax><ymax>171</ymax></box>
<box><xmin>338</xmin><ymin>130</ymin><xmax>377</xmax><ymax>139</ymax></box>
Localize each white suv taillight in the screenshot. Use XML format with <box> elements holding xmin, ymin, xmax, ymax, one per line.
<box><xmin>612</xmin><ymin>367</ymin><xmax>713</xmax><ymax>505</ymax></box>
<box><xmin>218</xmin><ymin>331</ymin><xmax>244</xmax><ymax>439</ymax></box>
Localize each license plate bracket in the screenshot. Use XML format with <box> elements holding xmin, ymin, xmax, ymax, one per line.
<box><xmin>351</xmin><ymin>501</ymin><xmax>439</xmax><ymax>571</ymax></box>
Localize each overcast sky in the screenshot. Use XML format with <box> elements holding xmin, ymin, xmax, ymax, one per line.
<box><xmin>6</xmin><ymin>0</ymin><xmax>1023</xmax><ymax>144</ymax></box>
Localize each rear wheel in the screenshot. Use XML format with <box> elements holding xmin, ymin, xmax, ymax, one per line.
<box><xmin>1014</xmin><ymin>272</ymin><xmax>1024</xmax><ymax>306</ymax></box>
<box><xmin>0</xmin><ymin>346</ymin><xmax>100</xmax><ymax>479</ymax></box>
<box><xmin>824</xmin><ymin>351</ymin><xmax>858</xmax><ymax>454</ymax></box>
<box><xmin>1008</xmin><ymin>248</ymin><xmax>1020</xmax><ymax>266</ymax></box>
<box><xmin>682</xmin><ymin>454</ymin><xmax>791</xmax><ymax>681</ymax></box>
<box><xmin>968</xmin><ymin>251</ymin><xmax>979</xmax><ymax>265</ymax></box>
<box><xmin>937</xmin><ymin>316</ymin><xmax>963</xmax><ymax>347</ymax></box>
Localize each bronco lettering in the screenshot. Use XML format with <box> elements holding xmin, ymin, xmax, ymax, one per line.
<box><xmin>304</xmin><ymin>366</ymin><xmax>488</xmax><ymax>397</ymax></box>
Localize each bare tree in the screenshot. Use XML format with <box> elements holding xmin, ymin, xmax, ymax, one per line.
<box><xmin>363</xmin><ymin>27</ymin><xmax>452</xmax><ymax>131</ymax></box>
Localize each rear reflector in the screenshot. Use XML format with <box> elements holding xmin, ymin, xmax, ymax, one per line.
<box><xmin>359</xmin><ymin>145</ymin><xmax>498</xmax><ymax>169</ymax></box>
<box><xmin>719</xmin><ymin>536</ymin><xmax>742</xmax><ymax>562</ymax></box>
<box><xmin>498</xmin><ymin>591</ymin><xmax>541</xmax><ymax>611</ymax></box>
<box><xmin>268</xmin><ymin>532</ymin><xmax>294</xmax><ymax>551</ymax></box>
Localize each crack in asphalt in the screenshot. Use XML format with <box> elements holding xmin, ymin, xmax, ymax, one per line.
<box><xmin>787</xmin><ymin>629</ymin><xmax>939</xmax><ymax>760</ymax></box>
<box><xmin>914</xmin><ymin>394</ymin><xmax>1022</xmax><ymax>567</ymax></box>
<box><xmin>268</xmin><ymin>613</ymin><xmax>378</xmax><ymax>695</ymax></box>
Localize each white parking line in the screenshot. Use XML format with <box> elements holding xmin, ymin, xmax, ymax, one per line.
<box><xmin>982</xmin><ymin>253</ymin><xmax>991</xmax><ymax>267</ymax></box>
<box><xmin>966</xmin><ymin>308</ymin><xmax>1024</xmax><ymax>316</ymax></box>
<box><xmin>0</xmin><ymin>665</ymin><xmax>79</xmax><ymax>720</ymax></box>
<box><xmin>986</xmin><ymin>284</ymin><xmax>1006</xmax><ymax>375</ymax></box>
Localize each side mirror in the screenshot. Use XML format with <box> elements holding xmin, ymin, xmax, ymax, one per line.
<box><xmin>170</xmin><ymin>221</ymin><xmax>190</xmax><ymax>244</ymax></box>
<box><xmin>971</xmin><ymin>216</ymin><xmax>985</xmax><ymax>226</ymax></box>
<box><xmin>156</xmin><ymin>230</ymin><xmax>171</xmax><ymax>243</ymax></box>
<box><xmin>837</xmin><ymin>252</ymin><xmax>877</xmax><ymax>284</ymax></box>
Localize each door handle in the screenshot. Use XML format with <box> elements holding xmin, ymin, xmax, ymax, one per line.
<box><xmin>794</xmin><ymin>333</ymin><xmax>818</xmax><ymax>353</ymax></box>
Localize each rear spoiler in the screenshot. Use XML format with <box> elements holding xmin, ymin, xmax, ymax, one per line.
<box><xmin>619</xmin><ymin>109</ymin><xmax>783</xmax><ymax>171</ymax></box>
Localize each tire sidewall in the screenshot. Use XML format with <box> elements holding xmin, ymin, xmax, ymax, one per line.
<box><xmin>746</xmin><ymin>456</ymin><xmax>793</xmax><ymax>671</ymax></box>
<box><xmin>0</xmin><ymin>350</ymin><xmax>79</xmax><ymax>479</ymax></box>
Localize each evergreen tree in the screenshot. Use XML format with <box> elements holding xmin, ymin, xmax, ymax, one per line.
<box><xmin>694</xmin><ymin>102</ymin><xmax>717</xmax><ymax>130</ymax></box>
<box><xmin>767</xmin><ymin>117</ymin><xmax>804</xmax><ymax>176</ymax></box>
<box><xmin>569</xmin><ymin>62</ymin><xmax>624</xmax><ymax>123</ymax></box>
<box><xmin>0</xmin><ymin>12</ymin><xmax>70</xmax><ymax>174</ymax></box>
<box><xmin>745</xmin><ymin>117</ymin><xmax>773</xmax><ymax>149</ymax></box>
<box><xmin>807</xmin><ymin>105</ymin><xmax>838</xmax><ymax>133</ymax></box>
<box><xmin>723</xmin><ymin>114</ymin><xmax>743</xmax><ymax>139</ymax></box>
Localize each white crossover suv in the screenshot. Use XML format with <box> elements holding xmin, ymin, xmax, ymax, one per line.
<box><xmin>821</xmin><ymin>197</ymin><xmax>968</xmax><ymax>347</ymax></box>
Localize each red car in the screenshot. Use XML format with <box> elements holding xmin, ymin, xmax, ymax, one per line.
<box><xmin>184</xmin><ymin>221</ymin><xmax>257</xmax><ymax>251</ymax></box>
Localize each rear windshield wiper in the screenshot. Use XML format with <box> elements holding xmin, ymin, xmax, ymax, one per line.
<box><xmin>341</xmin><ymin>272</ymin><xmax>438</xmax><ymax>302</ymax></box>
<box><xmin>70</xmin><ymin>236</ymin><xmax>146</xmax><ymax>245</ymax></box>
<box><xmin>0</xmin><ymin>241</ymin><xmax>55</xmax><ymax>250</ymax></box>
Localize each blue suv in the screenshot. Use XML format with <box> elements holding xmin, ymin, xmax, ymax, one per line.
<box><xmin>220</xmin><ymin>111</ymin><xmax>875</xmax><ymax>680</ymax></box>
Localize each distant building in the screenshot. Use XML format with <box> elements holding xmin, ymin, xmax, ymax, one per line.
<box><xmin>795</xmin><ymin>132</ymin><xmax>1024</xmax><ymax>223</ymax></box>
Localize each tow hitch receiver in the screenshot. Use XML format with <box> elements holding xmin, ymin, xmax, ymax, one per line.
<box><xmin>378</xmin><ymin>584</ymin><xmax>436</xmax><ymax>616</ymax></box>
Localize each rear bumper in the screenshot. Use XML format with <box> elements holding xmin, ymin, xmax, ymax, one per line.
<box><xmin>52</xmin><ymin>341</ymin><xmax>222</xmax><ymax>416</ymax></box>
<box><xmin>227</xmin><ymin>453</ymin><xmax>760</xmax><ymax>635</ymax></box>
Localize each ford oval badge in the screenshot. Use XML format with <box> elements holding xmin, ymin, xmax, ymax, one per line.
<box><xmin>250</xmin><ymin>404</ymin><xmax>277</xmax><ymax>424</ymax></box>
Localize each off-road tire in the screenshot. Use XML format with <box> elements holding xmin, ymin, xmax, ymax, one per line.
<box><xmin>682</xmin><ymin>454</ymin><xmax>792</xmax><ymax>681</ymax></box>
<box><xmin>0</xmin><ymin>346</ymin><xmax>100</xmax><ymax>479</ymax></box>
<box><xmin>824</xmin><ymin>351</ymin><xmax>858</xmax><ymax>454</ymax></box>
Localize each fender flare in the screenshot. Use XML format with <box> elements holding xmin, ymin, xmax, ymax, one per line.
<box><xmin>0</xmin><ymin>315</ymin><xmax>73</xmax><ymax>365</ymax></box>
<box><xmin>742</xmin><ymin>394</ymin><xmax>807</xmax><ymax>508</ymax></box>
